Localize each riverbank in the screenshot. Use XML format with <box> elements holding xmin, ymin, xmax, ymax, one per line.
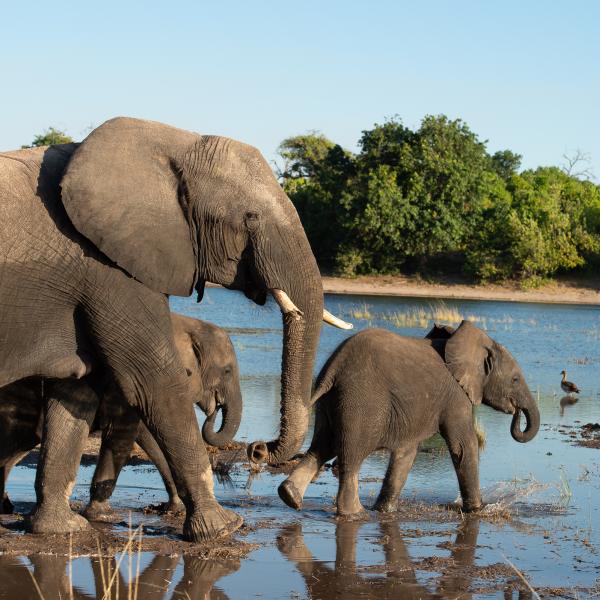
<box><xmin>322</xmin><ymin>274</ymin><xmax>600</xmax><ymax>305</ymax></box>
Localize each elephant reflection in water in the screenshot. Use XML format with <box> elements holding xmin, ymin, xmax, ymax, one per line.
<box><xmin>117</xmin><ymin>554</ymin><xmax>238</xmax><ymax>600</ymax></box>
<box><xmin>0</xmin><ymin>554</ymin><xmax>87</xmax><ymax>600</ymax></box>
<box><xmin>276</xmin><ymin>517</ymin><xmax>533</xmax><ymax>599</ymax></box>
<box><xmin>0</xmin><ymin>552</ymin><xmax>238</xmax><ymax>599</ymax></box>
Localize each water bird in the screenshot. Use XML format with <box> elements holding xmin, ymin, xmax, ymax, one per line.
<box><xmin>560</xmin><ymin>370</ymin><xmax>580</xmax><ymax>395</ymax></box>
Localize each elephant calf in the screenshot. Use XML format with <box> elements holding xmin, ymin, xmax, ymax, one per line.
<box><xmin>279</xmin><ymin>321</ymin><xmax>540</xmax><ymax>515</ymax></box>
<box><xmin>0</xmin><ymin>313</ymin><xmax>242</xmax><ymax>522</ymax></box>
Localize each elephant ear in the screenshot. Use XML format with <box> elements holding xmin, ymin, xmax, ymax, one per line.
<box><xmin>425</xmin><ymin>323</ymin><xmax>455</xmax><ymax>340</ymax></box>
<box><xmin>444</xmin><ymin>320</ymin><xmax>492</xmax><ymax>405</ymax></box>
<box><xmin>60</xmin><ymin>117</ymin><xmax>199</xmax><ymax>296</ymax></box>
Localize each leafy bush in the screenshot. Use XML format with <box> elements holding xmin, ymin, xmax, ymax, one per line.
<box><xmin>22</xmin><ymin>127</ymin><xmax>73</xmax><ymax>148</ymax></box>
<box><xmin>279</xmin><ymin>115</ymin><xmax>599</xmax><ymax>282</ymax></box>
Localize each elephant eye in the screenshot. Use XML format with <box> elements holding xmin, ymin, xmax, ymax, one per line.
<box><xmin>224</xmin><ymin>366</ymin><xmax>232</xmax><ymax>375</ymax></box>
<box><xmin>244</xmin><ymin>211</ymin><xmax>260</xmax><ymax>230</ymax></box>
<box><xmin>512</xmin><ymin>375</ymin><xmax>520</xmax><ymax>384</ymax></box>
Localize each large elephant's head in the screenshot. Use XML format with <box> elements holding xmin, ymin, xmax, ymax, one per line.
<box><xmin>170</xmin><ymin>313</ymin><xmax>242</xmax><ymax>448</ymax></box>
<box><xmin>438</xmin><ymin>320</ymin><xmax>540</xmax><ymax>443</ymax></box>
<box><xmin>60</xmin><ymin>117</ymin><xmax>347</xmax><ymax>464</ymax></box>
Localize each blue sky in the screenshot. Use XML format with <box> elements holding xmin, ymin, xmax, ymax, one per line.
<box><xmin>2</xmin><ymin>1</ymin><xmax>599</xmax><ymax>176</ymax></box>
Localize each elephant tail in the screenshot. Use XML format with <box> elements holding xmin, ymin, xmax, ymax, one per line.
<box><xmin>309</xmin><ymin>374</ymin><xmax>335</xmax><ymax>407</ymax></box>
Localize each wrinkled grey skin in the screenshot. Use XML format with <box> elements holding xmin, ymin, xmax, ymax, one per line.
<box><xmin>0</xmin><ymin>118</ymin><xmax>322</xmax><ymax>541</ymax></box>
<box><xmin>0</xmin><ymin>313</ymin><xmax>242</xmax><ymax>520</ymax></box>
<box><xmin>279</xmin><ymin>321</ymin><xmax>540</xmax><ymax>515</ymax></box>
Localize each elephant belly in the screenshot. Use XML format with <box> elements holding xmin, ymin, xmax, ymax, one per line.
<box><xmin>0</xmin><ymin>266</ymin><xmax>90</xmax><ymax>387</ymax></box>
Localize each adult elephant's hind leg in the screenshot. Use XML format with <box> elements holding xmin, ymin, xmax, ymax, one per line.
<box><xmin>29</xmin><ymin>379</ymin><xmax>99</xmax><ymax>534</ymax></box>
<box><xmin>373</xmin><ymin>444</ymin><xmax>418</xmax><ymax>513</ymax></box>
<box><xmin>1</xmin><ymin>451</ymin><xmax>31</xmax><ymax>514</ymax></box>
<box><xmin>0</xmin><ymin>466</ymin><xmax>13</xmax><ymax>514</ymax></box>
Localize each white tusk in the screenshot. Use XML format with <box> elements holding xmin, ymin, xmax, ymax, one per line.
<box><xmin>271</xmin><ymin>289</ymin><xmax>303</xmax><ymax>320</ymax></box>
<box><xmin>323</xmin><ymin>309</ymin><xmax>353</xmax><ymax>330</ymax></box>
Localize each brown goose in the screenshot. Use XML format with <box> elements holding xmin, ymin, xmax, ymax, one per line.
<box><xmin>560</xmin><ymin>370</ymin><xmax>580</xmax><ymax>395</ymax></box>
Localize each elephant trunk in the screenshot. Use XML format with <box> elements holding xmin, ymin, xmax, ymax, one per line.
<box><xmin>267</xmin><ymin>307</ymin><xmax>320</xmax><ymax>464</ymax></box>
<box><xmin>248</xmin><ymin>238</ymin><xmax>323</xmax><ymax>465</ymax></box>
<box><xmin>510</xmin><ymin>394</ymin><xmax>540</xmax><ymax>443</ymax></box>
<box><xmin>201</xmin><ymin>391</ymin><xmax>242</xmax><ymax>448</ymax></box>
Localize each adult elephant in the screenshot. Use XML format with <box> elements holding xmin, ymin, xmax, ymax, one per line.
<box><xmin>0</xmin><ymin>117</ymin><xmax>347</xmax><ymax>541</ymax></box>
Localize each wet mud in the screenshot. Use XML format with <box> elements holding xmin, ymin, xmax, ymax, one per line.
<box><xmin>1</xmin><ymin>443</ymin><xmax>595</xmax><ymax>598</ymax></box>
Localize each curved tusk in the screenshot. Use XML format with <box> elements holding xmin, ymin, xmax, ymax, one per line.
<box><xmin>323</xmin><ymin>309</ymin><xmax>353</xmax><ymax>330</ymax></box>
<box><xmin>271</xmin><ymin>289</ymin><xmax>303</xmax><ymax>320</ymax></box>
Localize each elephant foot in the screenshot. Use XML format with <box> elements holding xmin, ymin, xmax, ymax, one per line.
<box><xmin>278</xmin><ymin>480</ymin><xmax>303</xmax><ymax>510</ymax></box>
<box><xmin>336</xmin><ymin>509</ymin><xmax>369</xmax><ymax>521</ymax></box>
<box><xmin>373</xmin><ymin>499</ymin><xmax>398</xmax><ymax>513</ymax></box>
<box><xmin>146</xmin><ymin>497</ymin><xmax>185</xmax><ymax>515</ymax></box>
<box><xmin>183</xmin><ymin>505</ymin><xmax>243</xmax><ymax>543</ymax></box>
<box><xmin>1</xmin><ymin>493</ymin><xmax>14</xmax><ymax>515</ymax></box>
<box><xmin>83</xmin><ymin>500</ymin><xmax>118</xmax><ymax>522</ymax></box>
<box><xmin>28</xmin><ymin>505</ymin><xmax>91</xmax><ymax>534</ymax></box>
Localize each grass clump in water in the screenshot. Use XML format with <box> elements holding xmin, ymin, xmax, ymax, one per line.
<box><xmin>348</xmin><ymin>303</ymin><xmax>374</xmax><ymax>320</ymax></box>
<box><xmin>386</xmin><ymin>300</ymin><xmax>465</xmax><ymax>329</ymax></box>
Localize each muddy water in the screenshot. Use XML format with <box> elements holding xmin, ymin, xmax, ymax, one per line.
<box><xmin>3</xmin><ymin>289</ymin><xmax>600</xmax><ymax>598</ymax></box>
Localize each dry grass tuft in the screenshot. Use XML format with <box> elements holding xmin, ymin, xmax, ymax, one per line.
<box><xmin>348</xmin><ymin>303</ymin><xmax>374</xmax><ymax>320</ymax></box>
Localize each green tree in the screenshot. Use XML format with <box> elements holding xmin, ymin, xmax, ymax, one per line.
<box><xmin>490</xmin><ymin>149</ymin><xmax>522</xmax><ymax>182</ymax></box>
<box><xmin>278</xmin><ymin>134</ymin><xmax>356</xmax><ymax>268</ymax></box>
<box><xmin>277</xmin><ymin>133</ymin><xmax>335</xmax><ymax>180</ymax></box>
<box><xmin>22</xmin><ymin>127</ymin><xmax>73</xmax><ymax>148</ymax></box>
<box><xmin>279</xmin><ymin>115</ymin><xmax>600</xmax><ymax>282</ymax></box>
<box><xmin>466</xmin><ymin>167</ymin><xmax>600</xmax><ymax>280</ymax></box>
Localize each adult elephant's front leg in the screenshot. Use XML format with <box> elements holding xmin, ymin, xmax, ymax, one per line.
<box><xmin>29</xmin><ymin>379</ymin><xmax>99</xmax><ymax>533</ymax></box>
<box><xmin>86</xmin><ymin>279</ymin><xmax>242</xmax><ymax>542</ymax></box>
<box><xmin>140</xmin><ymin>389</ymin><xmax>242</xmax><ymax>541</ymax></box>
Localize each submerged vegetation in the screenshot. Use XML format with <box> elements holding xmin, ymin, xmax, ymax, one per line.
<box><xmin>278</xmin><ymin>115</ymin><xmax>600</xmax><ymax>283</ymax></box>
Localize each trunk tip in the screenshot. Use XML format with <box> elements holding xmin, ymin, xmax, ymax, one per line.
<box><xmin>247</xmin><ymin>441</ymin><xmax>269</xmax><ymax>464</ymax></box>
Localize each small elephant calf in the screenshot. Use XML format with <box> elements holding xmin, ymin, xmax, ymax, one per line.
<box><xmin>0</xmin><ymin>313</ymin><xmax>242</xmax><ymax>524</ymax></box>
<box><xmin>279</xmin><ymin>321</ymin><xmax>540</xmax><ymax>515</ymax></box>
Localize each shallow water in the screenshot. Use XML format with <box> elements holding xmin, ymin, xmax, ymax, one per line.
<box><xmin>3</xmin><ymin>289</ymin><xmax>600</xmax><ymax>598</ymax></box>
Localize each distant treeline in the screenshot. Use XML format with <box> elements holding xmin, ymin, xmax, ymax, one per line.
<box><xmin>278</xmin><ymin>116</ymin><xmax>600</xmax><ymax>283</ymax></box>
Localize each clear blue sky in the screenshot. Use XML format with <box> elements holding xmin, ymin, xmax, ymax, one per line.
<box><xmin>2</xmin><ymin>1</ymin><xmax>599</xmax><ymax>176</ymax></box>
